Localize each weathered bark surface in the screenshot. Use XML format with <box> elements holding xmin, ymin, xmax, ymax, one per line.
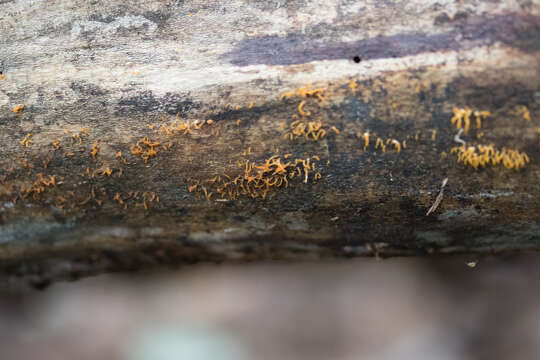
<box><xmin>0</xmin><ymin>0</ymin><xmax>539</xmax><ymax>285</ymax></box>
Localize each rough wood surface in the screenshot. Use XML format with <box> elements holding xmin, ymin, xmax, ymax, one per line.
<box><xmin>1</xmin><ymin>0</ymin><xmax>539</xmax><ymax>286</ymax></box>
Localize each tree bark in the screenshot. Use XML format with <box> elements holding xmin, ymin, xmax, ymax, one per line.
<box><xmin>1</xmin><ymin>0</ymin><xmax>539</xmax><ymax>286</ymax></box>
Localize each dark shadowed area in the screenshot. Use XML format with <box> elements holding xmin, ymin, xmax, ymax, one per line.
<box><xmin>1</xmin><ymin>254</ymin><xmax>539</xmax><ymax>360</ymax></box>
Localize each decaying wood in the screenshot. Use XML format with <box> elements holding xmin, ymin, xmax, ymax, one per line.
<box><xmin>0</xmin><ymin>0</ymin><xmax>539</xmax><ymax>286</ymax></box>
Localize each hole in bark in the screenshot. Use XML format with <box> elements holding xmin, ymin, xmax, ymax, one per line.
<box><xmin>353</xmin><ymin>56</ymin><xmax>361</xmax><ymax>63</ymax></box>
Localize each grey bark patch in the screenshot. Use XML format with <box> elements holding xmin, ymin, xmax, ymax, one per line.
<box><xmin>117</xmin><ymin>91</ymin><xmax>161</xmax><ymax>113</ymax></box>
<box><xmin>415</xmin><ymin>231</ymin><xmax>454</xmax><ymax>247</ymax></box>
<box><xmin>0</xmin><ymin>219</ymin><xmax>74</xmax><ymax>244</ymax></box>
<box><xmin>142</xmin><ymin>10</ymin><xmax>172</xmax><ymax>27</ymax></box>
<box><xmin>117</xmin><ymin>91</ymin><xmax>201</xmax><ymax>115</ymax></box>
<box><xmin>70</xmin><ymin>15</ymin><xmax>157</xmax><ymax>40</ymax></box>
<box><xmin>434</xmin><ymin>13</ymin><xmax>451</xmax><ymax>25</ymax></box>
<box><xmin>223</xmin><ymin>13</ymin><xmax>540</xmax><ymax>66</ymax></box>
<box><xmin>82</xmin><ymin>226</ymin><xmax>136</xmax><ymax>241</ymax></box>
<box><xmin>283</xmin><ymin>212</ymin><xmax>309</xmax><ymax>231</ymax></box>
<box><xmin>70</xmin><ymin>81</ymin><xmax>109</xmax><ymax>97</ymax></box>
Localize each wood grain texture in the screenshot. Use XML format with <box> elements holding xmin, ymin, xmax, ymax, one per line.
<box><xmin>0</xmin><ymin>0</ymin><xmax>539</xmax><ymax>286</ymax></box>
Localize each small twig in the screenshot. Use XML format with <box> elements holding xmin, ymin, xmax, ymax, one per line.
<box><xmin>426</xmin><ymin>177</ymin><xmax>448</xmax><ymax>216</ymax></box>
<box><xmin>453</xmin><ymin>128</ymin><xmax>466</xmax><ymax>146</ymax></box>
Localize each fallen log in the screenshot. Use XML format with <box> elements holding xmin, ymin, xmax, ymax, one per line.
<box><xmin>0</xmin><ymin>0</ymin><xmax>539</xmax><ymax>286</ymax></box>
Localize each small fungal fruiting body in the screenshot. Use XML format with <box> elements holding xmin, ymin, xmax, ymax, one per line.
<box><xmin>52</xmin><ymin>140</ymin><xmax>60</xmax><ymax>150</ymax></box>
<box><xmin>90</xmin><ymin>142</ymin><xmax>99</xmax><ymax>160</ymax></box>
<box><xmin>298</xmin><ymin>101</ymin><xmax>310</xmax><ymax>117</ymax></box>
<box><xmin>113</xmin><ymin>193</ymin><xmax>123</xmax><ymax>205</ymax></box>
<box><xmin>473</xmin><ymin>110</ymin><xmax>490</xmax><ymax>128</ymax></box>
<box><xmin>375</xmin><ymin>138</ymin><xmax>386</xmax><ymax>152</ymax></box>
<box><xmin>42</xmin><ymin>157</ymin><xmax>50</xmax><ymax>169</ymax></box>
<box><xmin>280</xmin><ymin>90</ymin><xmax>296</xmax><ymax>100</ymax></box>
<box><xmin>13</xmin><ymin>103</ymin><xmax>25</xmax><ymax>114</ymax></box>
<box><xmin>19</xmin><ymin>133</ymin><xmax>31</xmax><ymax>147</ymax></box>
<box><xmin>100</xmin><ymin>167</ymin><xmax>112</xmax><ymax>176</ymax></box>
<box><xmin>516</xmin><ymin>106</ymin><xmax>531</xmax><ymax>122</ymax></box>
<box><xmin>193</xmin><ymin>120</ymin><xmax>204</xmax><ymax>130</ymax></box>
<box><xmin>390</xmin><ymin>139</ymin><xmax>401</xmax><ymax>152</ymax></box>
<box><xmin>361</xmin><ymin>131</ymin><xmax>370</xmax><ymax>150</ymax></box>
<box><xmin>202</xmin><ymin>186</ymin><xmax>213</xmax><ymax>200</ymax></box>
<box><xmin>348</xmin><ymin>79</ymin><xmax>357</xmax><ymax>91</ymax></box>
<box><xmin>161</xmin><ymin>122</ymin><xmax>175</xmax><ymax>135</ymax></box>
<box><xmin>72</xmin><ymin>133</ymin><xmax>82</xmax><ymax>145</ymax></box>
<box><xmin>188</xmin><ymin>182</ymin><xmax>199</xmax><ymax>193</ymax></box>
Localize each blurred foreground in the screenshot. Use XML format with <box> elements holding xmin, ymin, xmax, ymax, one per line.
<box><xmin>1</xmin><ymin>254</ymin><xmax>539</xmax><ymax>360</ymax></box>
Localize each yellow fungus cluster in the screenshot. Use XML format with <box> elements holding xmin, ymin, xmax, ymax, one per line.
<box><xmin>158</xmin><ymin>117</ymin><xmax>219</xmax><ymax>137</ymax></box>
<box><xmin>282</xmin><ymin>119</ymin><xmax>327</xmax><ymax>141</ymax></box>
<box><xmin>279</xmin><ymin>84</ymin><xmax>329</xmax><ymax>141</ymax></box>
<box><xmin>70</xmin><ymin>128</ymin><xmax>91</xmax><ymax>145</ymax></box>
<box><xmin>280</xmin><ymin>84</ymin><xmax>325</xmax><ymax>101</ymax></box>
<box><xmin>189</xmin><ymin>155</ymin><xmax>321</xmax><ymax>201</ymax></box>
<box><xmin>451</xmin><ymin>107</ymin><xmax>490</xmax><ymax>133</ymax></box>
<box><xmin>19</xmin><ymin>173</ymin><xmax>56</xmax><ymax>200</ymax></box>
<box><xmin>355</xmin><ymin>132</ymin><xmax>403</xmax><ymax>153</ymax></box>
<box><xmin>450</xmin><ymin>144</ymin><xmax>530</xmax><ymax>170</ymax></box>
<box><xmin>130</xmin><ymin>136</ymin><xmax>160</xmax><ymax>163</ymax></box>
<box><xmin>127</xmin><ymin>191</ymin><xmax>159</xmax><ymax>210</ymax></box>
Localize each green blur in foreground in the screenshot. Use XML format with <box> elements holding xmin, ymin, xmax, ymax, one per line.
<box><xmin>124</xmin><ymin>325</ymin><xmax>247</xmax><ymax>360</ymax></box>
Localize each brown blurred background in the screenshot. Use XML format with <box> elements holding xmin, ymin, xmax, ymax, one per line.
<box><xmin>1</xmin><ymin>253</ymin><xmax>539</xmax><ymax>360</ymax></box>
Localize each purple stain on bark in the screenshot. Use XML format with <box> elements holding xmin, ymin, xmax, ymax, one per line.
<box><xmin>223</xmin><ymin>13</ymin><xmax>540</xmax><ymax>66</ymax></box>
